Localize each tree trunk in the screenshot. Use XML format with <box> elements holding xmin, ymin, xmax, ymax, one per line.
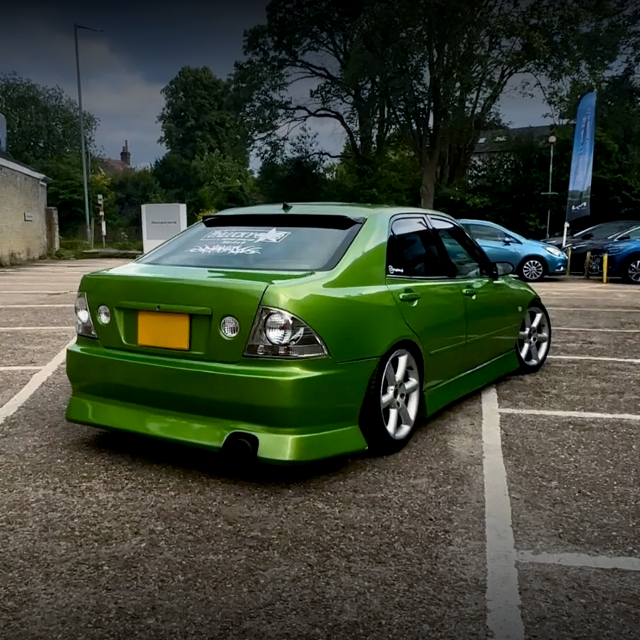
<box><xmin>420</xmin><ymin>149</ymin><xmax>439</xmax><ymax>209</ymax></box>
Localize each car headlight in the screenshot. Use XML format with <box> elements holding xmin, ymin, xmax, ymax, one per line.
<box><xmin>244</xmin><ymin>307</ymin><xmax>328</xmax><ymax>358</ymax></box>
<box><xmin>545</xmin><ymin>246</ymin><xmax>565</xmax><ymax>257</ymax></box>
<box><xmin>75</xmin><ymin>292</ymin><xmax>97</xmax><ymax>338</ymax></box>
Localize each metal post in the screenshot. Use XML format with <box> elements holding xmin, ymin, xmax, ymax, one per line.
<box><xmin>74</xmin><ymin>24</ymin><xmax>91</xmax><ymax>245</ymax></box>
<box><xmin>543</xmin><ymin>135</ymin><xmax>557</xmax><ymax>239</ymax></box>
<box><xmin>602</xmin><ymin>253</ymin><xmax>609</xmax><ymax>284</ymax></box>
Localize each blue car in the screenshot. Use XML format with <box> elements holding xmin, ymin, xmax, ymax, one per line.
<box><xmin>459</xmin><ymin>219</ymin><xmax>567</xmax><ymax>282</ymax></box>
<box><xmin>591</xmin><ymin>237</ymin><xmax>640</xmax><ymax>284</ymax></box>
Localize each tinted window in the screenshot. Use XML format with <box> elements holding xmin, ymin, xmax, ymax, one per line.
<box><xmin>138</xmin><ymin>216</ymin><xmax>361</xmax><ymax>271</ymax></box>
<box><xmin>465</xmin><ymin>223</ymin><xmax>506</xmax><ymax>242</ymax></box>
<box><xmin>578</xmin><ymin>222</ymin><xmax>636</xmax><ymax>239</ymax></box>
<box><xmin>430</xmin><ymin>217</ymin><xmax>488</xmax><ymax>278</ymax></box>
<box><xmin>387</xmin><ymin>217</ymin><xmax>450</xmax><ymax>277</ymax></box>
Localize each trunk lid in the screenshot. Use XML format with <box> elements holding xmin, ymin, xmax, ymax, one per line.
<box><xmin>80</xmin><ymin>263</ymin><xmax>308</xmax><ymax>363</ymax></box>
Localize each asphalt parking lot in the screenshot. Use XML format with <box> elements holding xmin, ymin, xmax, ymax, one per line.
<box><xmin>0</xmin><ymin>261</ymin><xmax>638</xmax><ymax>640</ymax></box>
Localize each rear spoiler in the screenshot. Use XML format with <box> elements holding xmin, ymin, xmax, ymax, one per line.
<box><xmin>202</xmin><ymin>213</ymin><xmax>365</xmax><ymax>230</ymax></box>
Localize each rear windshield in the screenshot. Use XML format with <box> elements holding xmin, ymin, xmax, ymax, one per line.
<box><xmin>138</xmin><ymin>214</ymin><xmax>363</xmax><ymax>271</ymax></box>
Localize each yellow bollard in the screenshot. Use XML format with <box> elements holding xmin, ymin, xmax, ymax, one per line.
<box><xmin>602</xmin><ymin>253</ymin><xmax>609</xmax><ymax>284</ymax></box>
<box><xmin>566</xmin><ymin>248</ymin><xmax>572</xmax><ymax>276</ymax></box>
<box><xmin>585</xmin><ymin>251</ymin><xmax>591</xmax><ymax>279</ymax></box>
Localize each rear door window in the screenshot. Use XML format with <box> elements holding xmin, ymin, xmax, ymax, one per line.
<box><xmin>138</xmin><ymin>214</ymin><xmax>363</xmax><ymax>271</ymax></box>
<box><xmin>429</xmin><ymin>217</ymin><xmax>491</xmax><ymax>278</ymax></box>
<box><xmin>387</xmin><ymin>217</ymin><xmax>451</xmax><ymax>277</ymax></box>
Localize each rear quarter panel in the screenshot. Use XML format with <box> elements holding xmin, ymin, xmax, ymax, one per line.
<box><xmin>261</xmin><ymin>215</ymin><xmax>417</xmax><ymax>363</ymax></box>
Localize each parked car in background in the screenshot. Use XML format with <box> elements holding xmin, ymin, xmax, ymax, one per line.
<box><xmin>459</xmin><ymin>219</ymin><xmax>567</xmax><ymax>282</ymax></box>
<box><xmin>565</xmin><ymin>224</ymin><xmax>640</xmax><ymax>274</ymax></box>
<box><xmin>589</xmin><ymin>237</ymin><xmax>640</xmax><ymax>283</ymax></box>
<box><xmin>544</xmin><ymin>220</ymin><xmax>639</xmax><ymax>249</ymax></box>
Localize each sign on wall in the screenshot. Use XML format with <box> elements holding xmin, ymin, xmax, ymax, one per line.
<box><xmin>141</xmin><ymin>204</ymin><xmax>187</xmax><ymax>253</ymax></box>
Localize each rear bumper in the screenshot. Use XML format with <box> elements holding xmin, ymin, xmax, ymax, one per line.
<box><xmin>66</xmin><ymin>340</ymin><xmax>375</xmax><ymax>463</ymax></box>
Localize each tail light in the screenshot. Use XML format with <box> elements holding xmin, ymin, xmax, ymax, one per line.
<box><xmin>75</xmin><ymin>292</ymin><xmax>97</xmax><ymax>338</ymax></box>
<box><xmin>244</xmin><ymin>307</ymin><xmax>328</xmax><ymax>359</ymax></box>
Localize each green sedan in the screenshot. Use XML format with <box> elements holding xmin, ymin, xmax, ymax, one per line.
<box><xmin>66</xmin><ymin>204</ymin><xmax>551</xmax><ymax>463</ymax></box>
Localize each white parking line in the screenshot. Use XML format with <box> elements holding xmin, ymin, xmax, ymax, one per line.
<box><xmin>547</xmin><ymin>307</ymin><xmax>640</xmax><ymax>313</ymax></box>
<box><xmin>517</xmin><ymin>551</ymin><xmax>640</xmax><ymax>572</ymax></box>
<box><xmin>0</xmin><ymin>304</ymin><xmax>73</xmax><ymax>308</ymax></box>
<box><xmin>0</xmin><ymin>327</ymin><xmax>73</xmax><ymax>331</ymax></box>
<box><xmin>554</xmin><ymin>327</ymin><xmax>640</xmax><ymax>333</ymax></box>
<box><xmin>0</xmin><ymin>338</ymin><xmax>75</xmax><ymax>427</ymax></box>
<box><xmin>0</xmin><ymin>366</ymin><xmax>43</xmax><ymax>371</ymax></box>
<box><xmin>499</xmin><ymin>408</ymin><xmax>640</xmax><ymax>421</ymax></box>
<box><xmin>549</xmin><ymin>355</ymin><xmax>640</xmax><ymax>364</ymax></box>
<box><xmin>481</xmin><ymin>387</ymin><xmax>525</xmax><ymax>640</ymax></box>
<box><xmin>0</xmin><ymin>289</ymin><xmax>76</xmax><ymax>296</ymax></box>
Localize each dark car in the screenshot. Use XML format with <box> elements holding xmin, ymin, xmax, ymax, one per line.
<box><xmin>590</xmin><ymin>237</ymin><xmax>640</xmax><ymax>283</ymax></box>
<box><xmin>545</xmin><ymin>220</ymin><xmax>639</xmax><ymax>249</ymax></box>
<box><xmin>566</xmin><ymin>223</ymin><xmax>640</xmax><ymax>274</ymax></box>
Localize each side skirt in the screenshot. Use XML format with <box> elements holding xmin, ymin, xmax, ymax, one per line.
<box><xmin>424</xmin><ymin>351</ymin><xmax>519</xmax><ymax>417</ymax></box>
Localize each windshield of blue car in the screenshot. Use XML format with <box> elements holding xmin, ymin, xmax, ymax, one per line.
<box><xmin>138</xmin><ymin>215</ymin><xmax>363</xmax><ymax>271</ymax></box>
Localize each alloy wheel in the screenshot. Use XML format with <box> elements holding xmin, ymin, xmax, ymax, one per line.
<box><xmin>380</xmin><ymin>349</ymin><xmax>421</xmax><ymax>440</ymax></box>
<box><xmin>628</xmin><ymin>259</ymin><xmax>640</xmax><ymax>283</ymax></box>
<box><xmin>521</xmin><ymin>259</ymin><xmax>544</xmax><ymax>281</ymax></box>
<box><xmin>517</xmin><ymin>306</ymin><xmax>550</xmax><ymax>367</ymax></box>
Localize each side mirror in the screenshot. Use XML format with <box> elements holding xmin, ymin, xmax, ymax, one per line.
<box><xmin>617</xmin><ymin>235</ymin><xmax>630</xmax><ymax>241</ymax></box>
<box><xmin>493</xmin><ymin>261</ymin><xmax>514</xmax><ymax>277</ymax></box>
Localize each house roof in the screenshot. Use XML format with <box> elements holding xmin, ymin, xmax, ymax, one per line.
<box><xmin>473</xmin><ymin>125</ymin><xmax>566</xmax><ymax>154</ymax></box>
<box><xmin>102</xmin><ymin>158</ymin><xmax>131</xmax><ymax>176</ymax></box>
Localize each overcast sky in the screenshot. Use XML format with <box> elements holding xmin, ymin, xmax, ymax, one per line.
<box><xmin>2</xmin><ymin>0</ymin><xmax>550</xmax><ymax>168</ymax></box>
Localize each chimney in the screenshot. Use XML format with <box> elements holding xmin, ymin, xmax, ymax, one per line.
<box><xmin>120</xmin><ymin>139</ymin><xmax>131</xmax><ymax>166</ymax></box>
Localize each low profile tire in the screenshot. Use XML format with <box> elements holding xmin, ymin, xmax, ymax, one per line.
<box><xmin>518</xmin><ymin>256</ymin><xmax>547</xmax><ymax>282</ymax></box>
<box><xmin>622</xmin><ymin>255</ymin><xmax>640</xmax><ymax>284</ymax></box>
<box><xmin>516</xmin><ymin>302</ymin><xmax>552</xmax><ymax>373</ymax></box>
<box><xmin>359</xmin><ymin>347</ymin><xmax>423</xmax><ymax>455</ymax></box>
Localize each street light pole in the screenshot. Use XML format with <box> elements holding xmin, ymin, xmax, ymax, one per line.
<box><xmin>542</xmin><ymin>134</ymin><xmax>558</xmax><ymax>238</ymax></box>
<box><xmin>74</xmin><ymin>23</ymin><xmax>102</xmax><ymax>246</ymax></box>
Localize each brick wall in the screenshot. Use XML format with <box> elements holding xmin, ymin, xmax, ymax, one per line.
<box><xmin>0</xmin><ymin>160</ymin><xmax>48</xmax><ymax>266</ymax></box>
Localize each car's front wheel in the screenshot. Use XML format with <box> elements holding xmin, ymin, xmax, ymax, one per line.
<box><xmin>622</xmin><ymin>255</ymin><xmax>640</xmax><ymax>284</ymax></box>
<box><xmin>518</xmin><ymin>256</ymin><xmax>547</xmax><ymax>282</ymax></box>
<box><xmin>516</xmin><ymin>303</ymin><xmax>551</xmax><ymax>373</ymax></box>
<box><xmin>360</xmin><ymin>347</ymin><xmax>423</xmax><ymax>454</ymax></box>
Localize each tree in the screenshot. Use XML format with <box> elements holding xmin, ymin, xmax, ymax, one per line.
<box><xmin>0</xmin><ymin>73</ymin><xmax>98</xmax><ymax>169</ymax></box>
<box><xmin>194</xmin><ymin>151</ymin><xmax>256</xmax><ymax>212</ymax></box>
<box><xmin>240</xmin><ymin>0</ymin><xmax>639</xmax><ymax>208</ymax></box>
<box><xmin>111</xmin><ymin>167</ymin><xmax>165</xmax><ymax>229</ymax></box>
<box><xmin>156</xmin><ymin>66</ymin><xmax>253</xmax><ymax>218</ymax></box>
<box><xmin>158</xmin><ymin>66</ymin><xmax>248</xmax><ymax>162</ymax></box>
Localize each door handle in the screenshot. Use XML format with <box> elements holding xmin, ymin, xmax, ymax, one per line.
<box><xmin>462</xmin><ymin>288</ymin><xmax>477</xmax><ymax>298</ymax></box>
<box><xmin>399</xmin><ymin>291</ymin><xmax>420</xmax><ymax>302</ymax></box>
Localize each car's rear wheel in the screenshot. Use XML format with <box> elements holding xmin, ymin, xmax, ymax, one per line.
<box><xmin>360</xmin><ymin>347</ymin><xmax>423</xmax><ymax>454</ymax></box>
<box><xmin>518</xmin><ymin>256</ymin><xmax>547</xmax><ymax>282</ymax></box>
<box><xmin>516</xmin><ymin>303</ymin><xmax>551</xmax><ymax>373</ymax></box>
<box><xmin>622</xmin><ymin>255</ymin><xmax>640</xmax><ymax>284</ymax></box>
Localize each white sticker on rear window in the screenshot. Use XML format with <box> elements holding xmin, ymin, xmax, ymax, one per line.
<box><xmin>200</xmin><ymin>228</ymin><xmax>291</xmax><ymax>243</ymax></box>
<box><xmin>188</xmin><ymin>244</ymin><xmax>262</xmax><ymax>255</ymax></box>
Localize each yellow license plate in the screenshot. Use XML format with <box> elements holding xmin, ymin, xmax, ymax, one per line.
<box><xmin>137</xmin><ymin>311</ymin><xmax>190</xmax><ymax>350</ymax></box>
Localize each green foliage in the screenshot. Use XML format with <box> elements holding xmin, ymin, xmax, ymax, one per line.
<box><xmin>194</xmin><ymin>151</ymin><xmax>256</xmax><ymax>212</ymax></box>
<box><xmin>158</xmin><ymin>66</ymin><xmax>248</xmax><ymax>162</ymax></box>
<box><xmin>0</xmin><ymin>73</ymin><xmax>98</xmax><ymax>168</ymax></box>
<box><xmin>155</xmin><ymin>66</ymin><xmax>254</xmax><ymax>218</ymax></box>
<box><xmin>110</xmin><ymin>167</ymin><xmax>165</xmax><ymax>228</ymax></box>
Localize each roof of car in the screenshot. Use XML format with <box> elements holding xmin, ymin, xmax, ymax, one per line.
<box><xmin>216</xmin><ymin>202</ymin><xmax>455</xmax><ymax>220</ymax></box>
